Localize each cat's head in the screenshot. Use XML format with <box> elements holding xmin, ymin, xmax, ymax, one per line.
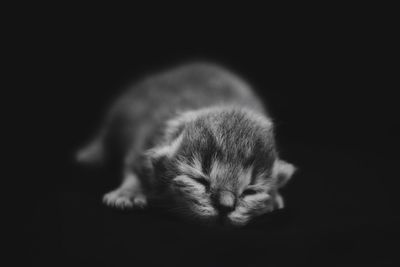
<box><xmin>147</xmin><ymin>107</ymin><xmax>296</xmax><ymax>227</ymax></box>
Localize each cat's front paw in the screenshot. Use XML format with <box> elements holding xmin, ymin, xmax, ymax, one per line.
<box><xmin>103</xmin><ymin>189</ymin><xmax>147</xmax><ymax>209</ymax></box>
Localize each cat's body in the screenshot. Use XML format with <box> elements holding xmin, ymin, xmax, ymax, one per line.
<box><xmin>77</xmin><ymin>62</ymin><xmax>296</xmax><ymax>226</ymax></box>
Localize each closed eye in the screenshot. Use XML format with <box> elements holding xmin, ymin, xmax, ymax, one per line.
<box><xmin>172</xmin><ymin>175</ymin><xmax>210</xmax><ymax>191</ymax></box>
<box><xmin>192</xmin><ymin>177</ymin><xmax>210</xmax><ymax>188</ymax></box>
<box><xmin>241</xmin><ymin>188</ymin><xmax>258</xmax><ymax>196</ymax></box>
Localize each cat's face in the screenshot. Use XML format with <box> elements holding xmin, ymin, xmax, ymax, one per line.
<box><xmin>168</xmin><ymin>159</ymin><xmax>287</xmax><ymax>226</ymax></box>
<box><xmin>148</xmin><ymin>108</ymin><xmax>296</xmax><ymax>226</ymax></box>
<box><xmin>165</xmin><ymin>152</ymin><xmax>296</xmax><ymax>226</ymax></box>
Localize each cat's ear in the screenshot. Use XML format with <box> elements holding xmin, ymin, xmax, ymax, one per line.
<box><xmin>147</xmin><ymin>134</ymin><xmax>184</xmax><ymax>160</ymax></box>
<box><xmin>272</xmin><ymin>159</ymin><xmax>297</xmax><ymax>188</ymax></box>
<box><xmin>144</xmin><ymin>134</ymin><xmax>184</xmax><ymax>173</ymax></box>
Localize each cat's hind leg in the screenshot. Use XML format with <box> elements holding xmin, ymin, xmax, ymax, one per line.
<box><xmin>103</xmin><ymin>171</ymin><xmax>147</xmax><ymax>209</ymax></box>
<box><xmin>76</xmin><ymin>136</ymin><xmax>105</xmax><ymax>165</ymax></box>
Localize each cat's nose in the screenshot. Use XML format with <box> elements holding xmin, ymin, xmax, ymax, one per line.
<box><xmin>217</xmin><ymin>191</ymin><xmax>235</xmax><ymax>213</ymax></box>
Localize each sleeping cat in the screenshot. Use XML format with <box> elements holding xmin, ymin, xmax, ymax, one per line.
<box><xmin>76</xmin><ymin>62</ymin><xmax>296</xmax><ymax>227</ymax></box>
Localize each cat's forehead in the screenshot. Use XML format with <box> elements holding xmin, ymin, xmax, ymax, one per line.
<box><xmin>177</xmin><ymin>119</ymin><xmax>276</xmax><ymax>174</ymax></box>
<box><xmin>171</xmin><ymin>107</ymin><xmax>274</xmax><ymax>154</ymax></box>
<box><xmin>208</xmin><ymin>160</ymin><xmax>254</xmax><ymax>190</ymax></box>
<box><xmin>172</xmin><ymin>107</ymin><xmax>276</xmax><ymax>187</ymax></box>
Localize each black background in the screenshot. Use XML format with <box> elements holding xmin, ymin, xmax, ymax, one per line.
<box><xmin>24</xmin><ymin>10</ymin><xmax>399</xmax><ymax>267</ymax></box>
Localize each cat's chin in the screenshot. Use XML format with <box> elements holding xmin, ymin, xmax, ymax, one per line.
<box><xmin>180</xmin><ymin>207</ymin><xmax>251</xmax><ymax>227</ymax></box>
<box><xmin>226</xmin><ymin>216</ymin><xmax>251</xmax><ymax>227</ymax></box>
<box><xmin>169</xmin><ymin>201</ymin><xmax>218</xmax><ymax>224</ymax></box>
<box><xmin>170</xmin><ymin>200</ymin><xmax>257</xmax><ymax>227</ymax></box>
<box><xmin>187</xmin><ymin>211</ymin><xmax>252</xmax><ymax>228</ymax></box>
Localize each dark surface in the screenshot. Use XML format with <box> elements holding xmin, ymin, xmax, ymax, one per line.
<box><xmin>25</xmin><ymin>14</ymin><xmax>399</xmax><ymax>267</ymax></box>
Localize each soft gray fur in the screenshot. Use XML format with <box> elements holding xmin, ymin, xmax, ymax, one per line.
<box><xmin>77</xmin><ymin>62</ymin><xmax>296</xmax><ymax>226</ymax></box>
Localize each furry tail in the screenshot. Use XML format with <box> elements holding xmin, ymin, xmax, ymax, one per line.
<box><xmin>76</xmin><ymin>138</ymin><xmax>105</xmax><ymax>165</ymax></box>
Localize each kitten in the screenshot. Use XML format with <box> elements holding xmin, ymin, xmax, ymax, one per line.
<box><xmin>77</xmin><ymin>62</ymin><xmax>296</xmax><ymax>227</ymax></box>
